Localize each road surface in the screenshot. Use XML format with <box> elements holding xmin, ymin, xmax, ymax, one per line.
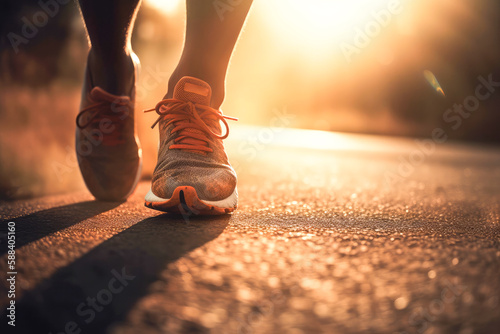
<box><xmin>1</xmin><ymin>126</ymin><xmax>500</xmax><ymax>334</ymax></box>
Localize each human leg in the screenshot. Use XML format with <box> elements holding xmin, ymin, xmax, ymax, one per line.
<box><xmin>166</xmin><ymin>0</ymin><xmax>254</xmax><ymax>108</ymax></box>
<box><xmin>78</xmin><ymin>0</ymin><xmax>141</xmax><ymax>95</ymax></box>
<box><xmin>145</xmin><ymin>0</ymin><xmax>253</xmax><ymax>214</ymax></box>
<box><xmin>76</xmin><ymin>0</ymin><xmax>143</xmax><ymax>201</ymax></box>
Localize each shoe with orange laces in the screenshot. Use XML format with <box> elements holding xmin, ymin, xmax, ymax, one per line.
<box><xmin>144</xmin><ymin>76</ymin><xmax>238</xmax><ymax>215</ymax></box>
<box><xmin>76</xmin><ymin>54</ymin><xmax>142</xmax><ymax>201</ymax></box>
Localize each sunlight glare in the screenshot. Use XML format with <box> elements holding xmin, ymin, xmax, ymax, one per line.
<box><xmin>145</xmin><ymin>0</ymin><xmax>181</xmax><ymax>15</ymax></box>
<box><xmin>260</xmin><ymin>0</ymin><xmax>410</xmax><ymax>57</ymax></box>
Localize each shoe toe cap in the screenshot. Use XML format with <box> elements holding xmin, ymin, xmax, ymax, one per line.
<box><xmin>79</xmin><ymin>154</ymin><xmax>142</xmax><ymax>201</ymax></box>
<box><xmin>152</xmin><ymin>166</ymin><xmax>236</xmax><ymax>201</ymax></box>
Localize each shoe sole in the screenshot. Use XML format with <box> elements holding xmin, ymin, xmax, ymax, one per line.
<box><xmin>144</xmin><ymin>186</ymin><xmax>237</xmax><ymax>215</ymax></box>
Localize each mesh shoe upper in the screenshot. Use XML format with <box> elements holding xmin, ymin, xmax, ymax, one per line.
<box><xmin>76</xmin><ymin>66</ymin><xmax>142</xmax><ymax>201</ymax></box>
<box><xmin>147</xmin><ymin>76</ymin><xmax>237</xmax><ymax>202</ymax></box>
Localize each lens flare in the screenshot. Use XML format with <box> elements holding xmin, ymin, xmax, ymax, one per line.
<box><xmin>423</xmin><ymin>70</ymin><xmax>445</xmax><ymax>97</ymax></box>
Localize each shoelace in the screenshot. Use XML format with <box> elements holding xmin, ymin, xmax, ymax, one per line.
<box><xmin>144</xmin><ymin>99</ymin><xmax>238</xmax><ymax>154</ymax></box>
<box><xmin>76</xmin><ymin>100</ymin><xmax>130</xmax><ymax>145</ymax></box>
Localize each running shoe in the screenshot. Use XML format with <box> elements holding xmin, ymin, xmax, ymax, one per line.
<box><xmin>75</xmin><ymin>54</ymin><xmax>142</xmax><ymax>201</ymax></box>
<box><xmin>144</xmin><ymin>76</ymin><xmax>238</xmax><ymax>215</ymax></box>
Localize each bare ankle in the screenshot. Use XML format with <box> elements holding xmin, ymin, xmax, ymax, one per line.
<box><xmin>87</xmin><ymin>48</ymin><xmax>136</xmax><ymax>96</ymax></box>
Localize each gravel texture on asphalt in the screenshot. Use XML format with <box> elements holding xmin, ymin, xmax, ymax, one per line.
<box><xmin>1</xmin><ymin>129</ymin><xmax>500</xmax><ymax>334</ymax></box>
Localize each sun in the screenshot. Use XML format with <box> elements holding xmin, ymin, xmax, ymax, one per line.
<box><xmin>144</xmin><ymin>0</ymin><xmax>409</xmax><ymax>46</ymax></box>
<box><xmin>258</xmin><ymin>0</ymin><xmax>409</xmax><ymax>56</ymax></box>
<box><xmin>144</xmin><ymin>0</ymin><xmax>182</xmax><ymax>15</ymax></box>
<box><xmin>143</xmin><ymin>0</ymin><xmax>413</xmax><ymax>64</ymax></box>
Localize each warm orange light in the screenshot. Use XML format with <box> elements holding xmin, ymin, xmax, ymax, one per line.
<box><xmin>259</xmin><ymin>0</ymin><xmax>411</xmax><ymax>59</ymax></box>
<box><xmin>145</xmin><ymin>0</ymin><xmax>181</xmax><ymax>15</ymax></box>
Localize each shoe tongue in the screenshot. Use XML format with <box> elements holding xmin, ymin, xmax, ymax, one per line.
<box><xmin>173</xmin><ymin>76</ymin><xmax>212</xmax><ymax>106</ymax></box>
<box><xmin>89</xmin><ymin>87</ymin><xmax>130</xmax><ymax>105</ymax></box>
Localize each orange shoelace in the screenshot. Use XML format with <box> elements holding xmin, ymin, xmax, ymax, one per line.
<box><xmin>144</xmin><ymin>99</ymin><xmax>237</xmax><ymax>154</ymax></box>
<box><xmin>76</xmin><ymin>101</ymin><xmax>130</xmax><ymax>145</ymax></box>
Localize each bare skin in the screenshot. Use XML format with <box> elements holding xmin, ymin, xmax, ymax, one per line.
<box><xmin>79</xmin><ymin>0</ymin><xmax>253</xmax><ymax>108</ymax></box>
<box><xmin>79</xmin><ymin>0</ymin><xmax>140</xmax><ymax>95</ymax></box>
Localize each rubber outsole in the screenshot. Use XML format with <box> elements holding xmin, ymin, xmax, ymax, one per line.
<box><xmin>144</xmin><ymin>186</ymin><xmax>237</xmax><ymax>215</ymax></box>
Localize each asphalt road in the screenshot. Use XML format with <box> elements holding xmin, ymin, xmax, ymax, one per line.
<box><xmin>1</xmin><ymin>126</ymin><xmax>500</xmax><ymax>334</ymax></box>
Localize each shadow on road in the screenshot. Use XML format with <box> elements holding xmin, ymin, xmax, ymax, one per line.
<box><xmin>0</xmin><ymin>201</ymin><xmax>122</xmax><ymax>256</ymax></box>
<box><xmin>4</xmin><ymin>213</ymin><xmax>230</xmax><ymax>333</ymax></box>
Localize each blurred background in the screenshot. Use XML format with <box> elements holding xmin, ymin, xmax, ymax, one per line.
<box><xmin>1</xmin><ymin>0</ymin><xmax>499</xmax><ymax>199</ymax></box>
